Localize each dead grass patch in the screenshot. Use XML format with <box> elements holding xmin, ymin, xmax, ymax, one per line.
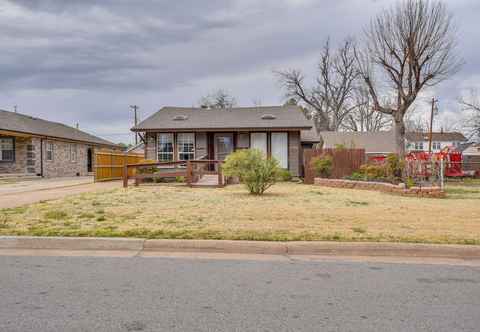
<box><xmin>0</xmin><ymin>183</ymin><xmax>479</xmax><ymax>244</ymax></box>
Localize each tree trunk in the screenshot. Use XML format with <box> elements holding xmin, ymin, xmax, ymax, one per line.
<box><xmin>393</xmin><ymin>115</ymin><xmax>406</xmax><ymax>159</ymax></box>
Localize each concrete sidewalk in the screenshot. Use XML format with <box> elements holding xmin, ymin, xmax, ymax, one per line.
<box><xmin>0</xmin><ymin>180</ymin><xmax>121</xmax><ymax>209</ymax></box>
<box><xmin>1</xmin><ymin>237</ymin><xmax>479</xmax><ymax>265</ymax></box>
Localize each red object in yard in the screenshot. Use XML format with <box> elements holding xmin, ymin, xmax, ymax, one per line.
<box><xmin>440</xmin><ymin>150</ymin><xmax>464</xmax><ymax>177</ymax></box>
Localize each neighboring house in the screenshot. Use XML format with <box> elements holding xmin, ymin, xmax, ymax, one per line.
<box><xmin>131</xmin><ymin>106</ymin><xmax>312</xmax><ymax>176</ymax></box>
<box><xmin>301</xmin><ymin>130</ymin><xmax>397</xmax><ymax>159</ymax></box>
<box><xmin>0</xmin><ymin>110</ymin><xmax>119</xmax><ymax>178</ymax></box>
<box><xmin>405</xmin><ymin>132</ymin><xmax>467</xmax><ymax>152</ymax></box>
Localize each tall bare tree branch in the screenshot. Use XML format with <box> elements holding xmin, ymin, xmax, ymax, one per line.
<box><xmin>276</xmin><ymin>38</ymin><xmax>360</xmax><ymax>136</ymax></box>
<box><xmin>355</xmin><ymin>0</ymin><xmax>462</xmax><ymax>157</ymax></box>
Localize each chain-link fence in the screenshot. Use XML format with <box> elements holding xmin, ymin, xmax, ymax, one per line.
<box><xmin>405</xmin><ymin>159</ymin><xmax>480</xmax><ymax>189</ymax></box>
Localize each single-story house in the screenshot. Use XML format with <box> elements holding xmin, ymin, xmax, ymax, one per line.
<box><xmin>0</xmin><ymin>109</ymin><xmax>119</xmax><ymax>178</ymax></box>
<box><xmin>405</xmin><ymin>132</ymin><xmax>467</xmax><ymax>152</ymax></box>
<box><xmin>131</xmin><ymin>106</ymin><xmax>312</xmax><ymax>176</ymax></box>
<box><xmin>301</xmin><ymin>129</ymin><xmax>396</xmax><ymax>159</ymax></box>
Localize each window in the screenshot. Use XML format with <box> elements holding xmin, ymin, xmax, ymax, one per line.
<box><xmin>237</xmin><ymin>133</ymin><xmax>250</xmax><ymax>149</ymax></box>
<box><xmin>46</xmin><ymin>142</ymin><xmax>54</xmax><ymax>161</ymax></box>
<box><xmin>250</xmin><ymin>133</ymin><xmax>267</xmax><ymax>155</ymax></box>
<box><xmin>0</xmin><ymin>137</ymin><xmax>14</xmax><ymax>162</ymax></box>
<box><xmin>157</xmin><ymin>133</ymin><xmax>174</xmax><ymax>161</ymax></box>
<box><xmin>70</xmin><ymin>144</ymin><xmax>77</xmax><ymax>162</ymax></box>
<box><xmin>414</xmin><ymin>142</ymin><xmax>424</xmax><ymax>151</ymax></box>
<box><xmin>177</xmin><ymin>133</ymin><xmax>195</xmax><ymax>161</ymax></box>
<box><xmin>433</xmin><ymin>142</ymin><xmax>441</xmax><ymax>150</ymax></box>
<box><xmin>271</xmin><ymin>132</ymin><xmax>288</xmax><ymax>168</ymax></box>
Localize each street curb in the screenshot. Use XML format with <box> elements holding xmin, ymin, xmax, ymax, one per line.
<box><xmin>1</xmin><ymin>237</ymin><xmax>480</xmax><ymax>259</ymax></box>
<box><xmin>144</xmin><ymin>239</ymin><xmax>287</xmax><ymax>255</ymax></box>
<box><xmin>0</xmin><ymin>236</ymin><xmax>144</xmax><ymax>251</ymax></box>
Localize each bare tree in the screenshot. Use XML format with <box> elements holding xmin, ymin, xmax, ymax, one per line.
<box><xmin>459</xmin><ymin>89</ymin><xmax>480</xmax><ymax>140</ymax></box>
<box><xmin>404</xmin><ymin>107</ymin><xmax>429</xmax><ymax>132</ymax></box>
<box><xmin>342</xmin><ymin>86</ymin><xmax>392</xmax><ymax>132</ymax></box>
<box><xmin>276</xmin><ymin>38</ymin><xmax>360</xmax><ymax>138</ymax></box>
<box><xmin>199</xmin><ymin>89</ymin><xmax>236</xmax><ymax>109</ymax></box>
<box><xmin>355</xmin><ymin>0</ymin><xmax>462</xmax><ymax>157</ymax></box>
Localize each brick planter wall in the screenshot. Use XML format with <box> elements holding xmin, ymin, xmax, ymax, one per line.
<box><xmin>314</xmin><ymin>178</ymin><xmax>446</xmax><ymax>198</ymax></box>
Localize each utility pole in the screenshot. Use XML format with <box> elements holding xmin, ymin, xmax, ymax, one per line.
<box><xmin>428</xmin><ymin>97</ymin><xmax>438</xmax><ymax>154</ymax></box>
<box><xmin>130</xmin><ymin>105</ymin><xmax>139</xmax><ymax>145</ymax></box>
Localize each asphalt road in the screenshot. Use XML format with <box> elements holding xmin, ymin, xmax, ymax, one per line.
<box><xmin>1</xmin><ymin>255</ymin><xmax>479</xmax><ymax>332</ymax></box>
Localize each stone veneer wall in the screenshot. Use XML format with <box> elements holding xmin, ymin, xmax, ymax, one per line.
<box><xmin>314</xmin><ymin>178</ymin><xmax>446</xmax><ymax>198</ymax></box>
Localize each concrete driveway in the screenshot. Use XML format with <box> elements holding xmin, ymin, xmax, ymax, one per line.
<box><xmin>0</xmin><ymin>177</ymin><xmax>121</xmax><ymax>209</ymax></box>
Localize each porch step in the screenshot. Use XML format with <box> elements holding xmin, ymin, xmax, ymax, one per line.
<box><xmin>190</xmin><ymin>174</ymin><xmax>221</xmax><ymax>188</ymax></box>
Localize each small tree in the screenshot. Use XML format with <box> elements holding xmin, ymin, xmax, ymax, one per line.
<box><xmin>199</xmin><ymin>89</ymin><xmax>236</xmax><ymax>109</ymax></box>
<box><xmin>222</xmin><ymin>149</ymin><xmax>280</xmax><ymax>195</ymax></box>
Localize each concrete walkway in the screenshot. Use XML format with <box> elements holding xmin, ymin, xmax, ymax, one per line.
<box><xmin>0</xmin><ymin>179</ymin><xmax>121</xmax><ymax>209</ymax></box>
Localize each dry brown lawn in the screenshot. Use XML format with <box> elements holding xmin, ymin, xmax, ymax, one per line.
<box><xmin>0</xmin><ymin>182</ymin><xmax>479</xmax><ymax>244</ymax></box>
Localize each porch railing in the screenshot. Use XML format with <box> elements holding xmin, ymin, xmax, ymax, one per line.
<box><xmin>122</xmin><ymin>160</ymin><xmax>225</xmax><ymax>188</ymax></box>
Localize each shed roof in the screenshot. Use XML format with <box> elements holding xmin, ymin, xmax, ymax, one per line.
<box><xmin>0</xmin><ymin>109</ymin><xmax>117</xmax><ymax>147</ymax></box>
<box><xmin>132</xmin><ymin>106</ymin><xmax>312</xmax><ymax>131</ymax></box>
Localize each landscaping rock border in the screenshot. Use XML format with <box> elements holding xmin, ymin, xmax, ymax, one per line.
<box><xmin>314</xmin><ymin>178</ymin><xmax>446</xmax><ymax>198</ymax></box>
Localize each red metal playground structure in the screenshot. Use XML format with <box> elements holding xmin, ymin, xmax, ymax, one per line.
<box><xmin>372</xmin><ymin>147</ymin><xmax>475</xmax><ymax>178</ymax></box>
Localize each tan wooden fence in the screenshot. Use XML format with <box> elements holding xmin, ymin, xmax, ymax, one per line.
<box><xmin>303</xmin><ymin>148</ymin><xmax>366</xmax><ymax>184</ymax></box>
<box><xmin>94</xmin><ymin>150</ymin><xmax>146</xmax><ymax>182</ymax></box>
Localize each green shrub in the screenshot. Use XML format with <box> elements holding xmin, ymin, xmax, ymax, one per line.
<box><xmin>277</xmin><ymin>169</ymin><xmax>292</xmax><ymax>182</ymax></box>
<box><xmin>359</xmin><ymin>164</ymin><xmax>387</xmax><ymax>180</ymax></box>
<box><xmin>222</xmin><ymin>149</ymin><xmax>281</xmax><ymax>195</ymax></box>
<box><xmin>385</xmin><ymin>153</ymin><xmax>405</xmax><ymax>180</ymax></box>
<box><xmin>311</xmin><ymin>155</ymin><xmax>333</xmax><ymax>178</ymax></box>
<box><xmin>346</xmin><ymin>172</ymin><xmax>365</xmax><ymax>181</ymax></box>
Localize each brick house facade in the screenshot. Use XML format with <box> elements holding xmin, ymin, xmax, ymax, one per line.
<box><xmin>1</xmin><ymin>110</ymin><xmax>118</xmax><ymax>178</ymax></box>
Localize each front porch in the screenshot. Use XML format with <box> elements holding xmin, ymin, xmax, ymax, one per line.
<box><xmin>0</xmin><ymin>131</ymin><xmax>40</xmax><ymax>177</ymax></box>
<box><xmin>123</xmin><ymin>160</ymin><xmax>227</xmax><ymax>188</ymax></box>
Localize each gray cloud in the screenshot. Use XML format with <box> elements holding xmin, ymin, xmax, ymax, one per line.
<box><xmin>0</xmin><ymin>0</ymin><xmax>479</xmax><ymax>143</ymax></box>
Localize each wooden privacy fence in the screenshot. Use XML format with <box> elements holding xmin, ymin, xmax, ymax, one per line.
<box><xmin>94</xmin><ymin>151</ymin><xmax>146</xmax><ymax>182</ymax></box>
<box><xmin>303</xmin><ymin>148</ymin><xmax>366</xmax><ymax>184</ymax></box>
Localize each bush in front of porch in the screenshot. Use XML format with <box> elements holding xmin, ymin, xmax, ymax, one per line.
<box><xmin>222</xmin><ymin>149</ymin><xmax>281</xmax><ymax>195</ymax></box>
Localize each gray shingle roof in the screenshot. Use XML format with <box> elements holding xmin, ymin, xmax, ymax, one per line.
<box><xmin>0</xmin><ymin>109</ymin><xmax>118</xmax><ymax>147</ymax></box>
<box><xmin>132</xmin><ymin>106</ymin><xmax>312</xmax><ymax>131</ymax></box>
<box><xmin>304</xmin><ymin>130</ymin><xmax>397</xmax><ymax>154</ymax></box>
<box><xmin>405</xmin><ymin>132</ymin><xmax>467</xmax><ymax>142</ymax></box>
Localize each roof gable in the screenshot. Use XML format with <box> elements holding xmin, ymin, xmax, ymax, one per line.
<box><xmin>132</xmin><ymin>106</ymin><xmax>312</xmax><ymax>131</ymax></box>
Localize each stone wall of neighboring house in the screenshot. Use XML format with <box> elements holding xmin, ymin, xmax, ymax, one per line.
<box><xmin>288</xmin><ymin>131</ymin><xmax>301</xmax><ymax>177</ymax></box>
<box><xmin>41</xmin><ymin>140</ymin><xmax>90</xmax><ymax>178</ymax></box>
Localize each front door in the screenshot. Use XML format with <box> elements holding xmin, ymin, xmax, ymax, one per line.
<box><xmin>214</xmin><ymin>133</ymin><xmax>234</xmax><ymax>161</ymax></box>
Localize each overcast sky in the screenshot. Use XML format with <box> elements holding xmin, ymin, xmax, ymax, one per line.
<box><xmin>1</xmin><ymin>0</ymin><xmax>479</xmax><ymax>143</ymax></box>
